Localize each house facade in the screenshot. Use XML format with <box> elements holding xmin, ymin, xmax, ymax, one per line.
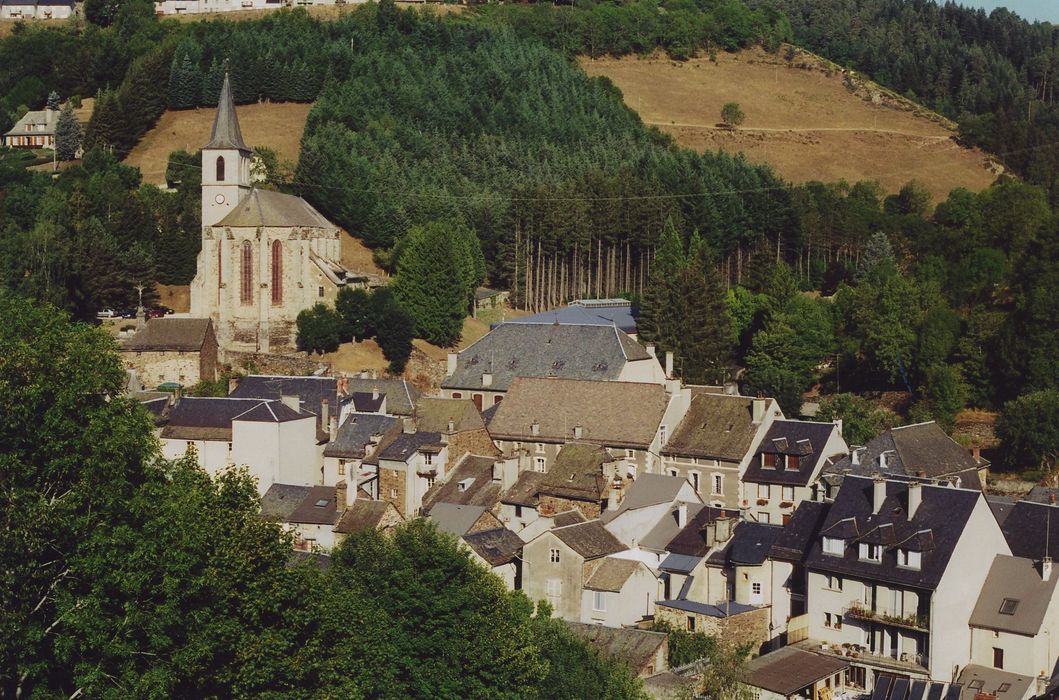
<box><xmin>580</xmin><ymin>557</ymin><xmax>658</xmax><ymax>627</ymax></box>
<box><xmin>121</xmin><ymin>317</ymin><xmax>219</xmax><ymax>389</ymax></box>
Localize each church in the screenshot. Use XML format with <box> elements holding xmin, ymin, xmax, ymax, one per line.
<box><xmin>189</xmin><ymin>71</ymin><xmax>358</xmax><ymax>354</ymax></box>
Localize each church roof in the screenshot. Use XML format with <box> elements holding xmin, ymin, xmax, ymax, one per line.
<box><xmin>215</xmin><ymin>188</ymin><xmax>334</xmax><ymax>229</ymax></box>
<box><xmin>204</xmin><ymin>70</ymin><xmax>251</xmax><ymax>154</ymax></box>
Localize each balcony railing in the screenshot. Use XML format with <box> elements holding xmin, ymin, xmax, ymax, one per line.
<box><xmin>844</xmin><ymin>603</ymin><xmax>929</xmax><ymax>631</ymax></box>
<box><xmin>803</xmin><ymin>640</ymin><xmax>929</xmax><ymax>674</ymax></box>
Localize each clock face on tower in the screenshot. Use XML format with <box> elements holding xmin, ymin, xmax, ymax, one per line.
<box><xmin>215</xmin><ymin>194</ymin><xmax>226</xmax><ymax>205</ymax></box>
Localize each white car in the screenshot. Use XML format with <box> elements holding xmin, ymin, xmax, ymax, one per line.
<box><xmin>96</xmin><ymin>308</ymin><xmax>118</xmax><ymax>318</ymax></box>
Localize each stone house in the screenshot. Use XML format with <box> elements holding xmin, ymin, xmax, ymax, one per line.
<box><xmin>427</xmin><ymin>503</ymin><xmax>503</xmax><ymax>537</ymax></box>
<box><xmin>420</xmin><ymin>453</ymin><xmax>508</xmax><ymax>516</ymax></box>
<box><xmin>661</xmin><ymin>392</ymin><xmax>782</xmax><ymax>510</ymax></box>
<box><xmin>536</xmin><ymin>443</ymin><xmax>619</xmax><ymax>520</ymax></box>
<box><xmin>580</xmin><ymin>556</ymin><xmax>658</xmax><ymax>627</ymax></box>
<box><xmin>499</xmin><ymin>469</ymin><xmax>546</xmax><ymax>533</ymax></box>
<box><xmin>742</xmin><ymin>420</ymin><xmax>847</xmax><ymax>525</ymax></box>
<box><xmin>322</xmin><ymin>412</ymin><xmax>399</xmax><ymax>490</ymax></box>
<box><xmin>159</xmin><ymin>396</ymin><xmax>318</xmax><ymax>494</ymax></box>
<box><xmin>654</xmin><ymin>598</ymin><xmax>769</xmax><ymax>649</ymax></box>
<box><xmin>565</xmin><ymin>622</ymin><xmax>669</xmax><ymax>677</ymax></box>
<box><xmin>413</xmin><ymin>397</ymin><xmax>499</xmax><ymax>469</ymax></box>
<box><xmin>800</xmin><ymin>476</ymin><xmax>1010</xmax><ymax>691</ymax></box>
<box><xmin>333</xmin><ymin>498</ymin><xmax>403</xmax><ymax>547</ymax></box>
<box><xmin>523</xmin><ymin>520</ymin><xmax>626</xmax><ymax>622</ymax></box>
<box><xmin>440</xmin><ymin>323</ymin><xmax>666</xmax><ymax>408</ymax></box>
<box><xmin>364</xmin><ymin>427</ymin><xmax>448</xmax><ymax>519</ymax></box>
<box><xmin>285</xmin><ymin>480</ymin><xmax>403</xmax><ymax>551</ymax></box>
<box><xmin>122</xmin><ymin>317</ymin><xmax>219</xmax><ymax>389</ymax></box>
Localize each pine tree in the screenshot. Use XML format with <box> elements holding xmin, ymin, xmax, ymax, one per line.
<box><xmin>637</xmin><ymin>217</ymin><xmax>685</xmax><ymax>349</ymax></box>
<box><xmin>675</xmin><ymin>258</ymin><xmax>735</xmax><ymax>385</ymax></box>
<box><xmin>54</xmin><ymin>103</ymin><xmax>82</xmax><ymax>161</ymax></box>
<box><xmin>46</xmin><ymin>91</ymin><xmax>60</xmax><ymax>111</ymax></box>
<box><xmin>169</xmin><ymin>54</ymin><xmax>201</xmax><ymax>109</ymax></box>
<box><xmin>84</xmin><ymin>89</ymin><xmax>122</xmax><ymax>152</ymax></box>
<box><xmin>202</xmin><ymin>59</ymin><xmax>224</xmax><ymax>107</ymax></box>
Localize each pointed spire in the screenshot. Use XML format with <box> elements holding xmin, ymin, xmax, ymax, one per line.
<box><xmin>204</xmin><ymin>61</ymin><xmax>251</xmax><ymax>153</ymax></box>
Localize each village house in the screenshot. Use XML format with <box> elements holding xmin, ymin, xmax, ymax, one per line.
<box><xmin>413</xmin><ymin>397</ymin><xmax>499</xmax><ymax>469</ymax></box>
<box><xmin>427</xmin><ymin>503</ymin><xmax>503</xmax><ymax>537</ymax></box>
<box><xmin>742</xmin><ymin>420</ymin><xmax>847</xmax><ymax>525</ymax></box>
<box><xmin>462</xmin><ymin>526</ymin><xmax>524</xmax><ymax>590</ymax></box>
<box><xmin>956</xmin><ymin>665</ymin><xmax>1040</xmax><ymax>700</ymax></box>
<box><xmin>745</xmin><ymin>646</ymin><xmax>849</xmax><ymax>700</ymax></box>
<box><xmin>420</xmin><ymin>453</ymin><xmax>509</xmax><ymax>515</ymax></box>
<box><xmin>565</xmin><ymin>622</ymin><xmax>669</xmax><ymax>678</ymax></box>
<box><xmin>601</xmin><ymin>473</ymin><xmax>702</xmax><ymax>556</ymax></box>
<box><xmin>504</xmin><ymin>298</ymin><xmax>638</xmax><ymax>338</ymax></box>
<box><xmin>499</xmin><ymin>469</ymin><xmax>546</xmax><ymax>533</ymax></box>
<box><xmin>523</xmin><ymin>520</ymin><xmax>626</xmax><ymax>622</ymax></box>
<box><xmin>284</xmin><ymin>479</ymin><xmax>403</xmax><ymax>551</ymax></box>
<box><xmin>322</xmin><ymin>412</ymin><xmax>399</xmax><ymax>490</ymax></box>
<box><xmin>798</xmin><ymin>476</ymin><xmax>1010</xmax><ymax>691</ymax></box>
<box><xmin>766</xmin><ymin>500</ymin><xmax>831</xmax><ymax>646</ymax></box>
<box><xmin>363</xmin><ymin>425</ymin><xmax>448</xmax><ymax>518</ymax></box>
<box><xmin>657</xmin><ymin>506</ymin><xmax>740</xmax><ymax>605</ymax></box>
<box><xmin>821</xmin><ymin>421</ymin><xmax>987</xmax><ymax>495</ymax></box>
<box><xmin>121</xmin><ymin>317</ymin><xmax>219</xmax><ymax>389</ymax></box>
<box><xmin>661</xmin><ymin>391</ymin><xmax>782</xmax><ymax>510</ymax></box>
<box><xmin>159</xmin><ymin>396</ymin><xmax>319</xmax><ymax>494</ymax></box>
<box><xmin>580</xmin><ymin>556</ymin><xmax>658</xmax><ymax>626</ymax></box>
<box><xmin>0</xmin><ymin>0</ymin><xmax>74</xmax><ymax>20</ymax></box>
<box><xmin>440</xmin><ymin>322</ymin><xmax>667</xmax><ymax>408</ymax></box>
<box><xmin>535</xmin><ymin>443</ymin><xmax>620</xmax><ymax>520</ymax></box>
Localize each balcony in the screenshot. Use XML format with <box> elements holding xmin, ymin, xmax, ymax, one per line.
<box><xmin>792</xmin><ymin>639</ymin><xmax>929</xmax><ymax>676</ymax></box>
<box><xmin>843</xmin><ymin>603</ymin><xmax>929</xmax><ymax>632</ymax></box>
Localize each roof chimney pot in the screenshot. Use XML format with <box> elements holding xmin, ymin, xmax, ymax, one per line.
<box><xmin>872</xmin><ymin>475</ymin><xmax>886</xmax><ymax>515</ymax></box>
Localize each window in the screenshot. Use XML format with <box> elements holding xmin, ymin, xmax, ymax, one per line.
<box><xmin>751</xmin><ymin>582</ymin><xmax>762</xmax><ymax>596</ymax></box>
<box><xmin>625</xmin><ymin>449</ymin><xmax>635</xmax><ymax>459</ymax></box>
<box><xmin>998</xmin><ymin>684</ymin><xmax>1011</xmax><ymax>693</ymax></box>
<box><xmin>835</xmin><ymin>614</ymin><xmax>842</xmax><ymax>629</ymax></box>
<box><xmin>338</xmin><ymin>460</ymin><xmax>346</xmax><ymax>476</ymax></box>
<box><xmin>424</xmin><ymin>453</ymin><xmax>433</xmax><ymax>466</ymax></box>
<box><xmin>825</xmin><ymin>574</ymin><xmax>843</xmax><ymax>591</ymax></box>
<box><xmin>240</xmin><ymin>241</ymin><xmax>253</xmax><ymax>305</ymax></box>
<box><xmin>217</xmin><ymin>244</ymin><xmax>222</xmax><ymax>289</ymax></box>
<box><xmin>494</xmin><ymin>395</ymin><xmax>503</xmax><ymax>405</ymax></box>
<box><xmin>999</xmin><ymin>598</ymin><xmax>1020</xmax><ymax>615</ymax></box>
<box><xmin>227</xmin><ymin>442</ymin><xmax>233</xmax><ymax>453</ymax></box>
<box><xmin>859</xmin><ymin>543</ymin><xmax>882</xmax><ymax>562</ymax></box>
<box><xmin>659</xmin><ymin>425</ymin><xmax>667</xmax><ymax>445</ymax></box>
<box><xmin>390</xmin><ymin>488</ymin><xmax>398</xmax><ymax>499</ymax></box>
<box><xmin>781</xmin><ymin>485</ymin><xmax>795</xmax><ymax>501</ymax></box>
<box><xmin>536</xmin><ymin>443</ymin><xmax>546</xmax><ymax>454</ymax></box>
<box><xmin>993</xmin><ymin>647</ymin><xmax>1004</xmax><ymax>670</ymax></box>
<box><xmin>712</xmin><ymin>474</ymin><xmax>723</xmax><ymax>496</ymax></box>
<box><xmin>549</xmin><ymin>548</ymin><xmax>560</xmax><ymax>564</ymax></box>
<box><xmin>546</xmin><ymin>578</ymin><xmax>561</xmax><ymax>599</ymax></box>
<box><xmin>514</xmin><ymin>505</ymin><xmax>523</xmax><ymax>518</ymax></box>
<box><xmin>825</xmin><ymin>612</ymin><xmax>833</xmax><ymax>628</ymax></box>
<box><xmin>270</xmin><ymin>240</ymin><xmax>283</xmax><ymax>305</ymax></box>
<box><xmin>318</xmin><ymin>286</ymin><xmax>325</xmax><ymax>298</ymax></box>
<box><xmin>534</xmin><ymin>457</ymin><xmax>546</xmax><ymax>473</ymax></box>
<box><xmin>757</xmin><ymin>484</ymin><xmax>770</xmax><ymax>500</ymax></box>
<box><xmin>216</xmin><ymin>155</ymin><xmax>225</xmax><ymax>181</ymax></box>
<box><xmin>690</xmin><ymin>472</ymin><xmax>700</xmax><ymax>493</ymax></box>
<box><xmin>763</xmin><ymin>453</ymin><xmax>777</xmax><ymax>469</ymax></box>
<box><xmin>686</xmin><ymin>615</ymin><xmax>696</xmax><ymax>632</ymax></box>
<box><xmin>593</xmin><ymin>591</ymin><xmax>607</xmax><ymax>612</ymax></box>
<box><xmin>452</xmin><ymin>392</ymin><xmax>463</xmax><ymax>399</ymax></box>
<box><xmin>425</xmin><ymin>476</ymin><xmax>435</xmax><ymax>488</ymax></box>
<box><xmin>758</xmin><ymin>512</ymin><xmax>771</xmax><ymax>524</ymax></box>
<box><xmin>668</xmin><ymin>468</ymin><xmax>679</xmax><ymax>478</ymax></box>
<box><xmin>898</xmin><ymin>549</ymin><xmax>922</xmax><ymax>570</ymax></box>
<box><xmin>787</xmin><ymin>454</ymin><xmax>801</xmax><ymax>470</ymax></box>
<box><xmin>822</xmin><ymin>537</ymin><xmax>844</xmax><ymax>556</ymax></box>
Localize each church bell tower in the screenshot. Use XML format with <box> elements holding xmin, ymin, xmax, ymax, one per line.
<box><xmin>201</xmin><ymin>67</ymin><xmax>252</xmax><ymax>227</ymax></box>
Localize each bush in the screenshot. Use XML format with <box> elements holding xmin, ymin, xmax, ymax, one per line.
<box><xmin>296</xmin><ymin>303</ymin><xmax>342</xmax><ymax>355</ymax></box>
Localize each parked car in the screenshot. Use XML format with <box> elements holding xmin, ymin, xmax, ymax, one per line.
<box><xmin>156</xmin><ymin>305</ymin><xmax>174</xmax><ymax>315</ymax></box>
<box><xmin>147</xmin><ymin>308</ymin><xmax>166</xmax><ymax>319</ymax></box>
<box><xmin>96</xmin><ymin>308</ymin><xmax>117</xmax><ymax>319</ymax></box>
<box><xmin>118</xmin><ymin>308</ymin><xmax>137</xmax><ymax>319</ymax></box>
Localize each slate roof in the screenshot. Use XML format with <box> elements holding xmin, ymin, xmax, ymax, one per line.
<box><xmin>659</xmin><ymin>553</ymin><xmax>703</xmax><ymax>574</ymax></box>
<box><xmin>505</xmin><ymin>299</ymin><xmax>637</xmax><ymax>335</ymax></box>
<box><xmin>665</xmin><ymin>506</ymin><xmax>741</xmax><ymax>557</ymax></box>
<box><xmin>1023</xmin><ymin>486</ymin><xmax>1059</xmax><ymax>506</ymax></box>
<box><xmin>826</xmin><ymin>422</ymin><xmax>983</xmax><ymax>489</ymax></box>
<box><xmin>415</xmin><ymin>397</ymin><xmax>486</xmax><ymax>433</ymax></box>
<box><xmin>552</xmin><ymin>520</ymin><xmax>626</xmax><ymax>560</ymax></box>
<box><xmin>260</xmin><ymin>483</ymin><xmax>312</xmax><ymax>522</ymax></box>
<box><xmin>216</xmin><ymin>188</ymin><xmax>334</xmax><ymax>229</ymax></box>
<box><xmin>463</xmin><ymin>527</ymin><xmax>523</xmax><ymax>566</ymax></box>
<box><xmin>956</xmin><ymin>665</ymin><xmax>1034</xmax><ymax>700</ymax></box>
<box><xmin>421</xmin><ymin>454</ymin><xmax>500</xmax><ymax>512</ymax></box>
<box><xmin>488</xmin><ymin>377</ymin><xmax>668</xmax><ymax>448</ymax></box>
<box><xmin>744</xmin><ymin>420</ymin><xmax>843</xmax><ymax>487</ymax></box>
<box><xmin>769</xmin><ymin>501</ymin><xmax>831</xmax><ymax>562</ymax></box>
<box><xmin>553</xmin><ymin>509</ymin><xmax>587</xmax><ymax>527</ymax></box>
<box><xmin>707</xmin><ymin>522</ymin><xmax>784</xmax><ymax>567</ymax></box>
<box><xmin>662</xmin><ymin>394</ymin><xmax>775</xmax><ymax>461</ymax></box>
<box><xmin>500</xmin><ymin>470</ymin><xmax>545</xmax><ymax>507</ymax></box>
<box><xmin>987</xmin><ymin>495</ymin><xmax>1017</xmax><ymax>527</ymax></box>
<box><xmin>805</xmin><ymin>476</ymin><xmax>982</xmax><ymax>590</ymax></box>
<box><xmin>160</xmin><ymin>397</ymin><xmax>307</xmax><ymax>440</ymax></box>
<box><xmin>323</xmin><ymin>413</ymin><xmax>399</xmax><ymax>459</ymax></box>
<box><xmin>348</xmin><ymin>392</ymin><xmax>385</xmax><ymax>413</ymax></box>
<box><xmin>969</xmin><ymin>555</ymin><xmax>1059</xmax><ymax>636</ymax></box>
<box><xmin>333</xmin><ymin>500</ymin><xmax>400</xmax><ymax>534</ymax></box>
<box><xmin>601</xmin><ymin>473</ymin><xmax>693</xmax><ymax>523</ymax></box>
<box><xmin>584</xmin><ymin>557</ymin><xmax>644</xmax><ymax>592</ymax></box>
<box><xmin>441</xmin><ymin>323</ymin><xmax>652</xmax><ymax>392</ymax></box>
<box><xmin>123</xmin><ymin>318</ymin><xmax>213</xmax><ymax>352</ymax></box>
<box><xmin>4</xmin><ymin>108</ymin><xmax>57</xmax><ymax>137</ymax></box>
<box><xmin>204</xmin><ymin>70</ymin><xmax>251</xmax><ymax>153</ymax></box>
<box><xmin>287</xmin><ymin>485</ymin><xmax>338</xmax><ymax>525</ymax></box>
<box><xmin>1000</xmin><ymin>500</ymin><xmax>1059</xmax><ymax>561</ymax></box>
<box><xmin>747</xmin><ymin>647</ymin><xmax>849</xmax><ymax>696</ymax></box>
<box><xmin>231</xmin><ymin>375</ymin><xmax>339</xmax><ymax>416</ymax></box>
<box><xmin>369</xmin><ymin>431</ymin><xmax>443</xmax><ymax>465</ymax></box>
<box><xmin>540</xmin><ymin>443</ymin><xmax>613</xmax><ymax>502</ymax></box>
<box><xmin>428</xmin><ymin>503</ymin><xmax>489</xmax><ymax>536</ymax></box>
<box><xmin>655</xmin><ymin>599</ymin><xmax>756</xmax><ymax>617</ymax></box>
<box><xmin>564</xmin><ymin>622</ymin><xmax>667</xmax><ymax>673</ymax></box>
<box><xmin>640</xmin><ymin>502</ymin><xmax>707</xmax><ymax>552</ymax></box>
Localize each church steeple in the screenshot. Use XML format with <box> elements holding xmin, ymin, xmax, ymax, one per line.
<box><xmin>201</xmin><ymin>64</ymin><xmax>252</xmax><ymax>228</ymax></box>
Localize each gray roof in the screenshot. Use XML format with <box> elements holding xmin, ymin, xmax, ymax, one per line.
<box><xmin>565</xmin><ymin>622</ymin><xmax>667</xmax><ymax>673</ymax></box>
<box><xmin>504</xmin><ymin>299</ymin><xmax>637</xmax><ymax>335</ymax></box>
<box><xmin>744</xmin><ymin>420</ymin><xmax>844</xmax><ymax>487</ymax></box>
<box><xmin>333</xmin><ymin>499</ymin><xmax>400</xmax><ymax>534</ymax></box>
<box><xmin>462</xmin><ymin>527</ymin><xmax>523</xmax><ymax>566</ymax></box>
<box><xmin>1001</xmin><ymin>500</ymin><xmax>1059</xmax><ymax>560</ymax></box>
<box><xmin>500</xmin><ymin>470</ymin><xmax>545</xmax><ymax>507</ymax></box>
<box><xmin>747</xmin><ymin>647</ymin><xmax>849</xmax><ymax>696</ymax></box>
<box><xmin>488</xmin><ymin>377</ymin><xmax>668</xmax><ymax>448</ymax></box>
<box><xmin>260</xmin><ymin>483</ymin><xmax>312</xmax><ymax>522</ymax></box>
<box><xmin>659</xmin><ymin>553</ymin><xmax>703</xmax><ymax>574</ymax></box>
<box><xmin>160</xmin><ymin>397</ymin><xmax>307</xmax><ymax>440</ymax></box>
<box><xmin>124</xmin><ymin>318</ymin><xmax>213</xmax><ymax>352</ymax></box>
<box><xmin>602</xmin><ymin>474</ymin><xmax>693</xmax><ymax>523</ymax></box>
<box><xmin>583</xmin><ymin>557</ymin><xmax>645</xmax><ymax>592</ymax></box>
<box><xmin>421</xmin><ymin>454</ymin><xmax>500</xmax><ymax>512</ymax></box>
<box><xmin>441</xmin><ymin>323</ymin><xmax>652</xmax><ymax>392</ymax></box>
<box><xmin>706</xmin><ymin>522</ymin><xmax>784</xmax><ymax>567</ymax></box>
<box><xmin>655</xmin><ymin>599</ymin><xmax>756</xmax><ymax>617</ymax></box>
<box><xmin>4</xmin><ymin>108</ymin><xmax>56</xmax><ymax>137</ymax></box>
<box><xmin>665</xmin><ymin>506</ymin><xmax>741</xmax><ymax>557</ymax></box>
<box><xmin>323</xmin><ymin>413</ymin><xmax>398</xmax><ymax>459</ymax></box>
<box><xmin>1023</xmin><ymin>486</ymin><xmax>1059</xmax><ymax>505</ymax></box>
<box><xmin>552</xmin><ymin>520</ymin><xmax>626</xmax><ymax>560</ymax></box>
<box><xmin>826</xmin><ymin>422</ymin><xmax>983</xmax><ymax>489</ymax></box>
<box><xmin>540</xmin><ymin>443</ymin><xmax>613</xmax><ymax>502</ymax></box>
<box><xmin>203</xmin><ymin>70</ymin><xmax>250</xmax><ymax>153</ymax></box>
<box><xmin>553</xmin><ymin>509</ymin><xmax>587</xmax><ymax>527</ymax></box>
<box><xmin>428</xmin><ymin>503</ymin><xmax>489</xmax><ymax>536</ymax></box>
<box><xmin>231</xmin><ymin>374</ymin><xmax>338</xmax><ymax>415</ymax></box>
<box><xmin>639</xmin><ymin>503</ymin><xmax>707</xmax><ymax>553</ymax></box>
<box><xmin>368</xmin><ymin>430</ymin><xmax>443</xmax><ymax>465</ymax></box>
<box><xmin>957</xmin><ymin>665</ymin><xmax>1034</xmax><ymax>700</ymax></box>
<box><xmin>969</xmin><ymin>555</ymin><xmax>1059</xmax><ymax>636</ymax></box>
<box><xmin>215</xmin><ymin>188</ymin><xmax>334</xmax><ymax>229</ymax></box>
<box><xmin>769</xmin><ymin>501</ymin><xmax>830</xmax><ymax>562</ymax></box>
<box><xmin>286</xmin><ymin>485</ymin><xmax>338</xmax><ymax>525</ymax></box>
<box><xmin>415</xmin><ymin>397</ymin><xmax>487</xmax><ymax>433</ymax></box>
<box><xmin>663</xmin><ymin>393</ymin><xmax>775</xmax><ymax>461</ymax></box>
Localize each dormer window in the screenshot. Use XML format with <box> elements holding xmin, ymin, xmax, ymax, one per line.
<box><xmin>897</xmin><ymin>549</ymin><xmax>922</xmax><ymax>570</ymax></box>
<box><xmin>859</xmin><ymin>543</ymin><xmax>882</xmax><ymax>563</ymax></box>
<box><xmin>763</xmin><ymin>453</ymin><xmax>777</xmax><ymax>470</ymax></box>
<box><xmin>786</xmin><ymin>454</ymin><xmax>800</xmax><ymax>471</ymax></box>
<box><xmin>822</xmin><ymin>537</ymin><xmax>844</xmax><ymax>556</ymax></box>
<box><xmin>999</xmin><ymin>598</ymin><xmax>1019</xmax><ymax>615</ymax></box>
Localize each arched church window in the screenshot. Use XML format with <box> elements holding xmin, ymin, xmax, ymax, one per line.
<box><xmin>271</xmin><ymin>240</ymin><xmax>283</xmax><ymax>305</ymax></box>
<box><xmin>216</xmin><ymin>155</ymin><xmax>225</xmax><ymax>182</ymax></box>
<box><xmin>240</xmin><ymin>241</ymin><xmax>252</xmax><ymax>305</ymax></box>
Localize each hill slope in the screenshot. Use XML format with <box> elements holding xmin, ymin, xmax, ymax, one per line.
<box><xmin>580</xmin><ymin>48</ymin><xmax>998</xmax><ymax>202</ymax></box>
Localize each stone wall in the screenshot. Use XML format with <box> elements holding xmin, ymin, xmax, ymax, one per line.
<box><xmin>446</xmin><ymin>428</ymin><xmax>501</xmax><ymax>470</ymax></box>
<box><xmin>225</xmin><ymin>350</ymin><xmax>327</xmax><ymax>377</ymax></box>
<box><xmin>122</xmin><ymin>350</ymin><xmax>202</xmax><ymax>388</ymax></box>
<box><xmin>468</xmin><ymin>511</ymin><xmax>504</xmax><ymax>534</ymax></box>
<box><xmin>539</xmin><ymin>494</ymin><xmax>600</xmax><ymax>520</ymax></box>
<box><xmin>655</xmin><ymin>606</ymin><xmax>769</xmax><ymax>652</ymax></box>
<box><xmin>378</xmin><ymin>467</ymin><xmax>407</xmax><ymax>518</ymax></box>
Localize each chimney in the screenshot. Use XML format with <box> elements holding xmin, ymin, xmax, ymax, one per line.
<box><xmin>319</xmin><ymin>398</ymin><xmax>329</xmax><ymax>426</ymax></box>
<box><xmin>403</xmin><ymin>417</ymin><xmax>415</xmax><ymax>434</ymax></box>
<box><xmin>335</xmin><ymin>480</ymin><xmax>348</xmax><ymax>514</ymax></box>
<box><xmin>724</xmin><ymin>382</ymin><xmax>738</xmax><ymax>396</ymax></box>
<box><xmin>665</xmin><ymin>351</ymin><xmax>674</xmax><ymax>379</ymax></box>
<box><xmin>447</xmin><ymin>418</ymin><xmax>455</xmax><ymax>434</ymax></box>
<box><xmin>704</xmin><ymin>521</ymin><xmax>717</xmax><ymax>546</ymax></box>
<box><xmin>337</xmin><ymin>374</ymin><xmax>348</xmax><ymax>396</ymax></box>
<box><xmin>907</xmin><ymin>481</ymin><xmax>922</xmax><ymax>519</ymax></box>
<box><xmin>607</xmin><ymin>488</ymin><xmax>619</xmax><ymax>511</ymax></box>
<box><xmin>227</xmin><ymin>375</ymin><xmax>240</xmax><ymax>395</ymax></box>
<box><xmin>281</xmin><ymin>394</ymin><xmax>300</xmax><ymax>412</ymax></box>
<box><xmin>531</xmin><ymin>420</ymin><xmax>540</xmax><ymax>437</ymax></box>
<box><xmin>372</xmin><ymin>386</ymin><xmax>379</xmax><ymax>401</ymax></box>
<box><xmin>879</xmin><ymin>451</ymin><xmax>888</xmax><ymax>469</ymax></box>
<box><xmin>715</xmin><ymin>514</ymin><xmax>733</xmax><ymax>543</ymax></box>
<box><xmin>646</xmin><ymin>344</ymin><xmax>656</xmax><ymax>358</ymax></box>
<box><xmin>1043</xmin><ymin>557</ymin><xmax>1054</xmax><ymax>582</ymax></box>
<box><xmin>329</xmin><ymin>415</ymin><xmax>338</xmax><ymax>442</ymax></box>
<box><xmin>752</xmin><ymin>398</ymin><xmax>766</xmax><ymax>424</ymax></box>
<box><xmin>482</xmin><ymin>372</ymin><xmax>492</xmax><ymax>388</ymax></box>
<box><xmin>574</xmin><ymin>424</ymin><xmax>583</xmax><ymax>440</ymax></box>
<box><xmin>833</xmin><ymin>418</ymin><xmax>843</xmax><ymax>438</ymax></box>
<box><xmin>851</xmin><ymin>448</ymin><xmax>861</xmax><ymax>466</ymax></box>
<box><xmin>446</xmin><ymin>352</ymin><xmax>458</xmax><ymax>376</ymax></box>
<box><xmin>872</xmin><ymin>475</ymin><xmax>886</xmax><ymax>514</ymax></box>
<box><xmin>971</xmin><ymin>445</ymin><xmax>982</xmax><ymax>463</ymax></box>
<box><xmin>677</xmin><ymin>502</ymin><xmax>688</xmax><ymax>528</ymax></box>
